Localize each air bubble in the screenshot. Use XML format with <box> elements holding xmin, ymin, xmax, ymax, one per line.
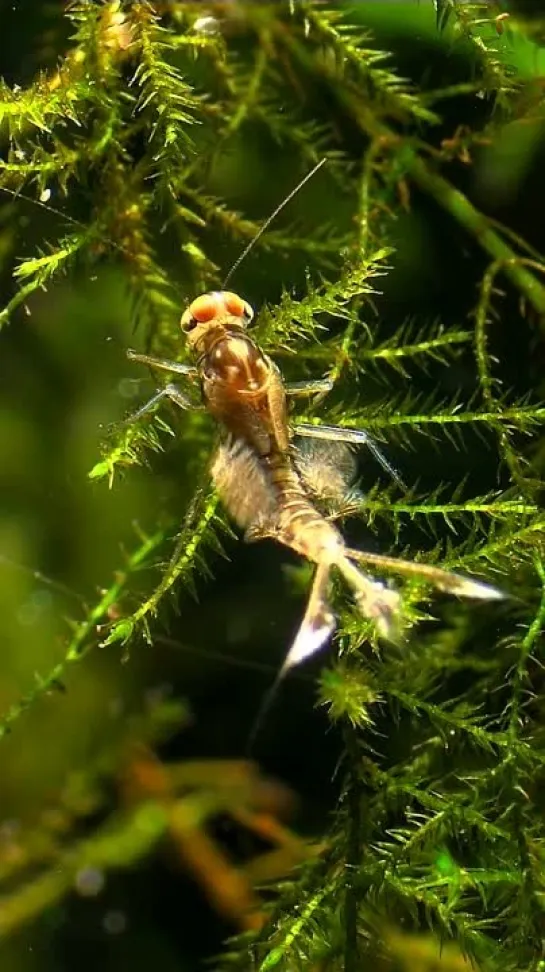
<box><xmin>103</xmin><ymin>909</ymin><xmax>127</xmax><ymax>934</ymax></box>
<box><xmin>118</xmin><ymin>378</ymin><xmax>140</xmax><ymax>399</ymax></box>
<box><xmin>193</xmin><ymin>15</ymin><xmax>220</xmax><ymax>35</ymax></box>
<box><xmin>75</xmin><ymin>866</ymin><xmax>105</xmax><ymax>897</ymax></box>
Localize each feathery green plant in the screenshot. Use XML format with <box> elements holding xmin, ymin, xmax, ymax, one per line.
<box><xmin>0</xmin><ymin>1</ymin><xmax>545</xmax><ymax>969</ymax></box>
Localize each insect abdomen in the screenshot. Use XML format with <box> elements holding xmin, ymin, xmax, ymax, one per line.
<box><xmin>264</xmin><ymin>454</ymin><xmax>343</xmax><ymax>561</ymax></box>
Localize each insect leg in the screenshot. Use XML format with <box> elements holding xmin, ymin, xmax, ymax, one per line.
<box><xmin>127</xmin><ymin>349</ymin><xmax>198</xmax><ymax>380</ymax></box>
<box><xmin>163</xmin><ymin>383</ymin><xmax>201</xmax><ymax>411</ymax></box>
<box><xmin>123</xmin><ymin>383</ymin><xmax>199</xmax><ymax>424</ymax></box>
<box><xmin>293</xmin><ymin>422</ymin><xmax>406</xmax><ymax>490</ymax></box>
<box><xmin>345</xmin><ymin>548</ymin><xmax>505</xmax><ymax>601</ymax></box>
<box><xmin>284</xmin><ymin>379</ymin><xmax>334</xmax><ymax>397</ymax></box>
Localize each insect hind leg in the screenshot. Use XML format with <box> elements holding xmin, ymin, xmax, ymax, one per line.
<box><xmin>293</xmin><ymin>422</ymin><xmax>406</xmax><ymax>491</ymax></box>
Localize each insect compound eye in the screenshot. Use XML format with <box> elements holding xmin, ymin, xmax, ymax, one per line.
<box><xmin>188</xmin><ymin>293</ymin><xmax>220</xmax><ymax>324</ymax></box>
<box><xmin>222</xmin><ymin>291</ymin><xmax>253</xmax><ymax>321</ymax></box>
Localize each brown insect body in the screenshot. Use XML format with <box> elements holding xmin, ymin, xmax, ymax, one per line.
<box><xmin>186</xmin><ymin>295</ymin><xmax>350</xmax><ymax>557</ymax></box>
<box><xmin>130</xmin><ymin>289</ymin><xmax>503</xmax><ymax>673</ymax></box>
<box><xmin>181</xmin><ymin>291</ymin><xmax>404</xmax><ymax>666</ymax></box>
<box><xmin>200</xmin><ymin>332</ymin><xmax>289</xmax><ymax>457</ymax></box>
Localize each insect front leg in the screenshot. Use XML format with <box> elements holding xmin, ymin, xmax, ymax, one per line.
<box><xmin>126</xmin><ymin>350</ymin><xmax>203</xmax><ymax>423</ymax></box>
<box><xmin>127</xmin><ymin>349</ymin><xmax>199</xmax><ymax>380</ymax></box>
<box><xmin>123</xmin><ymin>383</ymin><xmax>202</xmax><ymax>425</ymax></box>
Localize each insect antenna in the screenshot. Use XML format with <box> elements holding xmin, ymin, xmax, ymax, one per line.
<box><xmin>0</xmin><ymin>184</ymin><xmax>89</xmax><ymax>228</ymax></box>
<box><xmin>222</xmin><ymin>157</ymin><xmax>326</xmax><ymax>288</ymax></box>
<box><xmin>0</xmin><ymin>184</ymin><xmax>134</xmax><ymax>261</ymax></box>
<box><xmin>2</xmin><ymin>157</ymin><xmax>327</xmax><ymax>280</ymax></box>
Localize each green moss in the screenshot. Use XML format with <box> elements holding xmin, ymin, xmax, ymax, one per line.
<box><xmin>0</xmin><ymin>2</ymin><xmax>544</xmax><ymax>969</ymax></box>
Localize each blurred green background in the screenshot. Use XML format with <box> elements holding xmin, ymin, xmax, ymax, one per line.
<box><xmin>0</xmin><ymin>1</ymin><xmax>544</xmax><ymax>969</ymax></box>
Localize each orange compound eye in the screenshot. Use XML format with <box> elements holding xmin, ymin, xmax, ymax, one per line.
<box><xmin>189</xmin><ymin>293</ymin><xmax>220</xmax><ymax>323</ymax></box>
<box><xmin>222</xmin><ymin>291</ymin><xmax>254</xmax><ymax>322</ymax></box>
<box><xmin>222</xmin><ymin>291</ymin><xmax>245</xmax><ymax>317</ymax></box>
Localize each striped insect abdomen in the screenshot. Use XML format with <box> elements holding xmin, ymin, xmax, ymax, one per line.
<box><xmin>262</xmin><ymin>452</ymin><xmax>344</xmax><ymax>564</ymax></box>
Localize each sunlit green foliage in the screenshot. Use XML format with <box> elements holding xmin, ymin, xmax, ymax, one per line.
<box><xmin>0</xmin><ymin>1</ymin><xmax>544</xmax><ymax>970</ymax></box>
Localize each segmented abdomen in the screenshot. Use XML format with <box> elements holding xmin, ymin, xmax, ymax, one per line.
<box><xmin>263</xmin><ymin>452</ymin><xmax>343</xmax><ymax>562</ymax></box>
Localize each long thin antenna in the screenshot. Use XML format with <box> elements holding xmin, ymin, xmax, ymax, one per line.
<box><xmin>2</xmin><ymin>158</ymin><xmax>327</xmax><ymax>280</ymax></box>
<box><xmin>0</xmin><ymin>185</ymin><xmax>84</xmax><ymax>228</ymax></box>
<box><xmin>222</xmin><ymin>157</ymin><xmax>327</xmax><ymax>288</ymax></box>
<box><xmin>0</xmin><ymin>186</ymin><xmax>134</xmax><ymax>262</ymax></box>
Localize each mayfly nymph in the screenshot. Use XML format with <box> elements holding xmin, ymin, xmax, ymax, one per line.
<box><xmin>128</xmin><ymin>288</ymin><xmax>504</xmax><ymax>676</ymax></box>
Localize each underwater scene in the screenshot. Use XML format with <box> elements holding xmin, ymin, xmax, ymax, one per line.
<box><xmin>0</xmin><ymin>2</ymin><xmax>544</xmax><ymax>970</ymax></box>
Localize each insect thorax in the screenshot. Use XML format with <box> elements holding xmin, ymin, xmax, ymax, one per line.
<box><xmin>203</xmin><ymin>333</ymin><xmax>270</xmax><ymax>394</ymax></box>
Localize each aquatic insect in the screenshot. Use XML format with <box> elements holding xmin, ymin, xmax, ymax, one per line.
<box><xmin>0</xmin><ymin>163</ymin><xmax>502</xmax><ymax>672</ymax></box>
<box><xmin>127</xmin><ymin>285</ymin><xmax>503</xmax><ymax>675</ymax></box>
<box><xmin>0</xmin><ymin>164</ymin><xmax>503</xmax><ymax>675</ymax></box>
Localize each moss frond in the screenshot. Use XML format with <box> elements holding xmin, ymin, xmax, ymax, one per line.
<box><xmin>360</xmin><ymin>318</ymin><xmax>473</xmax><ymax>379</ymax></box>
<box><xmin>434</xmin><ymin>1</ymin><xmax>517</xmax><ymax>104</ymax></box>
<box><xmin>0</xmin><ymin>523</ymin><xmax>166</xmax><ymax>740</ymax></box>
<box><xmin>101</xmin><ymin>486</ymin><xmax>228</xmax><ymax>650</ymax></box>
<box><xmin>88</xmin><ymin>413</ymin><xmax>174</xmax><ymax>486</ymax></box>
<box><xmin>131</xmin><ymin>1</ymin><xmax>199</xmax><ymax>174</ymax></box>
<box><xmin>295</xmin><ymin>3</ymin><xmax>440</xmax><ymax>126</ymax></box>
<box><xmin>256</xmin><ymin>247</ymin><xmax>392</xmax><ymax>352</ymax></box>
